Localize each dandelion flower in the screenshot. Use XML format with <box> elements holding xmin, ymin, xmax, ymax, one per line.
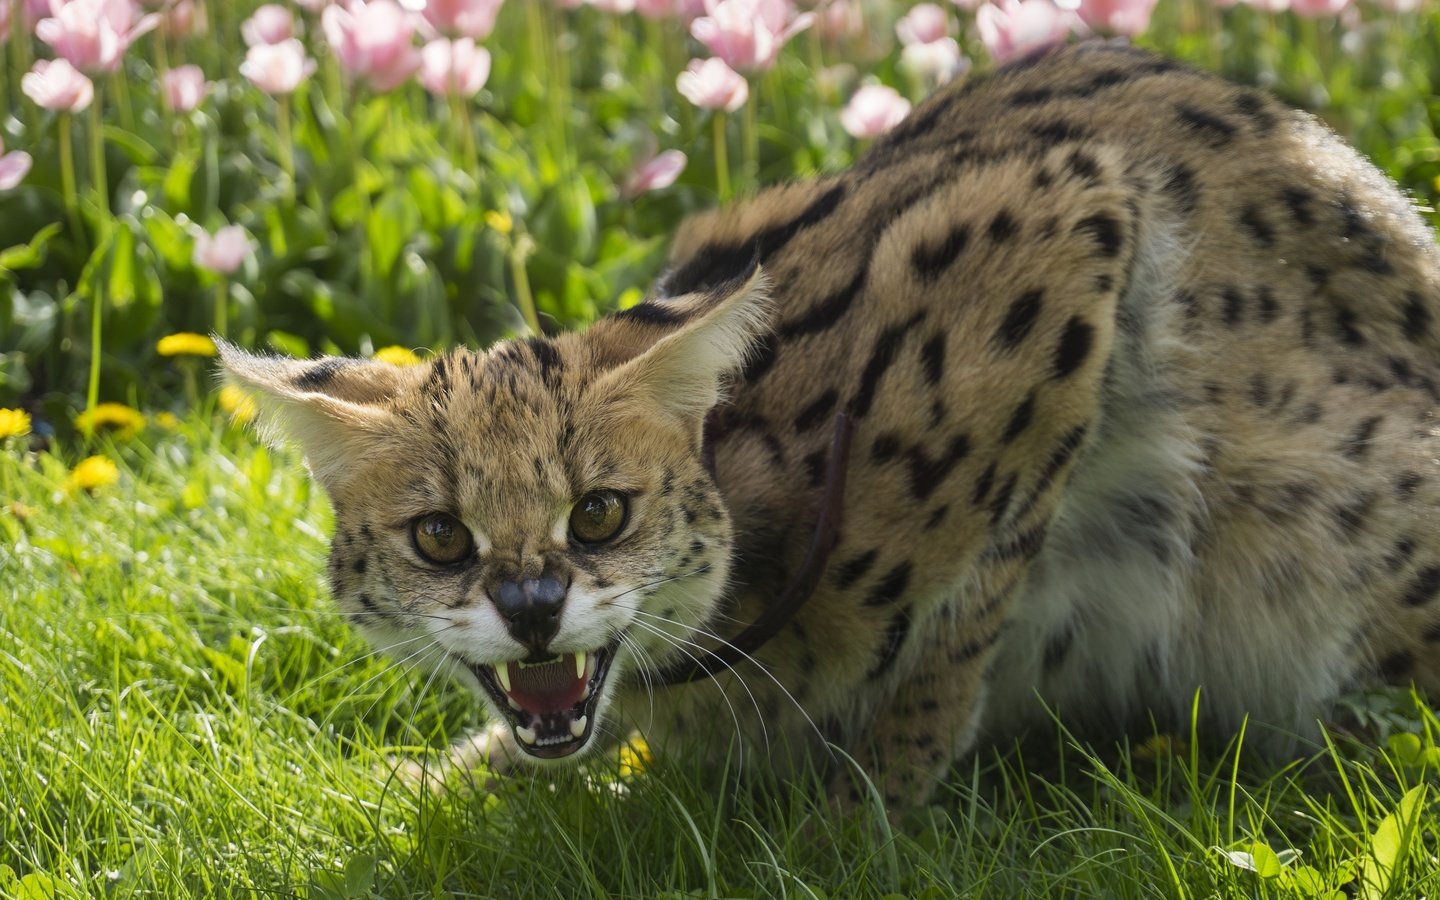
<box><xmin>374</xmin><ymin>346</ymin><xmax>422</xmax><ymax>367</ymax></box>
<box><xmin>0</xmin><ymin>408</ymin><xmax>32</xmax><ymax>439</ymax></box>
<box><xmin>66</xmin><ymin>455</ymin><xmax>120</xmax><ymax>492</ymax></box>
<box><xmin>618</xmin><ymin>735</ymin><xmax>652</xmax><ymax>779</ymax></box>
<box><xmin>153</xmin><ymin>412</ymin><xmax>181</xmax><ymax>430</ymax></box>
<box><xmin>157</xmin><ymin>332</ymin><xmax>218</xmax><ymax>357</ymax></box>
<box><xmin>218</xmin><ymin>385</ymin><xmax>258</xmax><ymax>425</ymax></box>
<box><xmin>484</xmin><ymin>210</ymin><xmax>513</xmax><ymax>234</ymax></box>
<box><xmin>75</xmin><ymin>403</ymin><xmax>145</xmax><ymax>439</ymax></box>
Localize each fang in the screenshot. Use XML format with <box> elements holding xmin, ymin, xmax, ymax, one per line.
<box><xmin>574</xmin><ymin>650</ymin><xmax>587</xmax><ymax>678</ymax></box>
<box><xmin>570</xmin><ymin>716</ymin><xmax>587</xmax><ymax>738</ymax></box>
<box><xmin>495</xmin><ymin>663</ymin><xmax>512</xmax><ymax>693</ymax></box>
<box><xmin>516</xmin><ymin>725</ymin><xmax>538</xmax><ymax>745</ymax></box>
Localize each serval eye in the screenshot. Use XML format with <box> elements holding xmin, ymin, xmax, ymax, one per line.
<box><xmin>412</xmin><ymin>513</ymin><xmax>473</xmax><ymax>565</ymax></box>
<box><xmin>569</xmin><ymin>490</ymin><xmax>628</xmax><ymax>545</ymax></box>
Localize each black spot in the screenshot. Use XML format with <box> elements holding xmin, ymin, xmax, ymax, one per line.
<box><xmin>1332</xmin><ymin>492</ymin><xmax>1375</xmax><ymax>538</ymax></box>
<box><xmin>1239</xmin><ymin>206</ymin><xmax>1274</xmax><ymax>247</ymax></box>
<box><xmin>1072</xmin><ymin>214</ymin><xmax>1122</xmax><ymax>258</ymax></box>
<box><xmin>1160</xmin><ymin>164</ymin><xmax>1199</xmax><ymax>214</ymax></box>
<box><xmin>611</xmin><ymin>302</ymin><xmax>688</xmax><ymax>326</ymax></box>
<box><xmin>988</xmin><ymin>210</ymin><xmax>1019</xmax><ymax>243</ymax></box>
<box><xmin>738</xmin><ymin>337</ymin><xmax>778</xmax><ymax>387</ymax></box>
<box><xmin>1281</xmin><ymin>186</ymin><xmax>1315</xmax><ymax>226</ymax></box>
<box><xmin>1066</xmin><ymin>150</ymin><xmax>1102</xmax><ymax>184</ymax></box>
<box><xmin>1249</xmin><ymin>373</ymin><xmax>1270</xmax><ymax>407</ymax></box>
<box><xmin>1009</xmin><ymin>87</ymin><xmax>1054</xmax><ymax>106</ymax></box>
<box><xmin>803</xmin><ymin>449</ymin><xmax>827</xmax><ymax>487</ymax></box>
<box><xmin>865</xmin><ymin>562</ymin><xmax>913</xmax><ymax>607</ymax></box>
<box><xmin>1257</xmin><ymin>287</ymin><xmax>1279</xmax><ymax>324</ymax></box>
<box><xmin>1377</xmin><ymin>651</ymin><xmax>1414</xmax><ymax>680</ymax></box>
<box><xmin>794</xmin><ymin>389</ymin><xmax>839</xmax><ymax>432</ymax></box>
<box><xmin>1341</xmin><ymin>416</ymin><xmax>1383</xmax><ymax>459</ymax></box>
<box><xmin>921</xmin><ymin>333</ymin><xmax>946</xmax><ymax>387</ymax></box>
<box><xmin>986</xmin><ymin>524</ymin><xmax>1048</xmax><ymax>561</ymax></box>
<box><xmin>835</xmin><ymin>550</ymin><xmax>879</xmax><ymax>590</ymax></box>
<box><xmin>526</xmin><ymin>338</ymin><xmax>564</xmax><ymax>384</ymax></box>
<box><xmin>1386</xmin><ymin>537</ymin><xmax>1417</xmax><ymax>571</ymax></box>
<box><xmin>295</xmin><ymin>358</ymin><xmax>350</xmax><ymax>389</ymax></box>
<box><xmin>1397</xmin><ymin>471</ymin><xmax>1423</xmax><ymax>500</ymax></box>
<box><xmin>663</xmin><ymin>185</ymin><xmax>847</xmax><ymax>295</ymax></box>
<box><xmin>1053</xmin><ymin>317</ymin><xmax>1094</xmax><ymax>378</ymax></box>
<box><xmin>1357</xmin><ymin>249</ymin><xmax>1394</xmax><ymax>276</ymax></box>
<box><xmin>1233</xmin><ymin>90</ymin><xmax>1277</xmax><ymax>132</ymax></box>
<box><xmin>1336</xmin><ymin>309</ymin><xmax>1365</xmax><ymax>345</ymax></box>
<box><xmin>1042</xmin><ymin>626</ymin><xmax>1074</xmax><ymax>673</ymax></box>
<box><xmin>988</xmin><ymin>472</ymin><xmax>1018</xmax><ymax>524</ymax></box>
<box><xmin>972</xmin><ymin>463</ymin><xmax>997</xmax><ymax>507</ymax></box>
<box><xmin>867</xmin><ymin>608</ymin><xmax>912</xmax><ymax>679</ymax></box>
<box><xmin>1175</xmin><ymin>104</ymin><xmax>1237</xmax><ymax>146</ymax></box>
<box><xmin>995</xmin><ymin>290</ymin><xmax>1044</xmax><ymax>350</ymax></box>
<box><xmin>779</xmin><ymin>264</ymin><xmax>869</xmax><ymax>339</ymax></box>
<box><xmin>1401</xmin><ymin>566</ymin><xmax>1440</xmax><ymax>607</ymax></box>
<box><xmin>850</xmin><ymin>312</ymin><xmax>926</xmax><ymax>418</ymax></box>
<box><xmin>1402</xmin><ymin>292</ymin><xmax>1431</xmax><ymax>342</ymax></box>
<box><xmin>1002</xmin><ymin>394</ymin><xmax>1035</xmax><ymax>444</ymax></box>
<box><xmin>911</xmin><ymin>224</ymin><xmax>971</xmax><ymax>281</ymax></box>
<box><xmin>1222</xmin><ymin>286</ymin><xmax>1245</xmax><ymax>326</ymax></box>
<box><xmin>1029</xmin><ymin>120</ymin><xmax>1092</xmax><ymax>146</ymax></box>
<box><xmin>352</xmin><ymin>557</ymin><xmax>366</xmax><ymax>574</ymax></box>
<box><xmin>870</xmin><ymin>432</ymin><xmax>901</xmax><ymax>464</ymax></box>
<box><xmin>907</xmin><ymin>433</ymin><xmax>972</xmax><ymax>501</ymax></box>
<box><xmin>924</xmin><ymin>505</ymin><xmax>949</xmax><ymax>530</ymax></box>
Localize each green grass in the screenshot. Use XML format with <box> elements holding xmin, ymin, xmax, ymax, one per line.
<box><xmin>3</xmin><ymin>421</ymin><xmax>1440</xmax><ymax>897</ymax></box>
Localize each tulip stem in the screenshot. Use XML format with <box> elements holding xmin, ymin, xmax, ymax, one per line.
<box><xmin>213</xmin><ymin>281</ymin><xmax>228</xmax><ymax>338</ymax></box>
<box><xmin>713</xmin><ymin>111</ymin><xmax>731</xmax><ymax>202</ymax></box>
<box><xmin>88</xmin><ymin>99</ymin><xmax>109</xmax><ymax>228</ymax></box>
<box><xmin>742</xmin><ymin>92</ymin><xmax>758</xmax><ymax>189</ymax></box>
<box><xmin>57</xmin><ymin>114</ymin><xmax>87</xmax><ymax>256</ymax></box>
<box><xmin>510</xmin><ymin>233</ymin><xmax>541</xmax><ymax>337</ymax></box>
<box><xmin>276</xmin><ymin>93</ymin><xmax>295</xmax><ymax>200</ymax></box>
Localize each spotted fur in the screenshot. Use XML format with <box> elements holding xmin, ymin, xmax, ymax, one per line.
<box><xmin>224</xmin><ymin>41</ymin><xmax>1440</xmax><ymax>812</ymax></box>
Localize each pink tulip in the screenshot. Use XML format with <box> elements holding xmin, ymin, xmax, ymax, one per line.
<box><xmin>193</xmin><ymin>225</ymin><xmax>251</xmax><ymax>274</ymax></box>
<box><xmin>323</xmin><ymin>0</ymin><xmax>423</xmax><ymax>92</ymax></box>
<box><xmin>690</xmin><ymin>0</ymin><xmax>813</xmax><ymax>72</ymax></box>
<box><xmin>900</xmin><ymin>37</ymin><xmax>969</xmax><ymax>85</ymax></box>
<box><xmin>590</xmin><ymin>0</ymin><xmax>636</xmax><ymax>10</ymax></box>
<box><xmin>676</xmin><ymin>57</ymin><xmax>749</xmax><ymax>111</ymax></box>
<box><xmin>22</xmin><ymin>59</ymin><xmax>96</xmax><ymax>112</ymax></box>
<box><xmin>0</xmin><ymin>3</ymin><xmax>10</xmax><ymax>42</ymax></box>
<box><xmin>896</xmin><ymin>3</ymin><xmax>949</xmax><ymax>45</ymax></box>
<box><xmin>35</xmin><ymin>0</ymin><xmax>160</xmax><ymax>74</ymax></box>
<box><xmin>295</xmin><ymin>0</ymin><xmax>331</xmax><ymax>10</ymax></box>
<box><xmin>0</xmin><ymin>137</ymin><xmax>33</xmax><ymax>191</ymax></box>
<box><xmin>624</xmin><ymin>147</ymin><xmax>687</xmax><ymax>197</ymax></box>
<box><xmin>239</xmin><ymin>38</ymin><xmax>316</xmax><ymax>94</ymax></box>
<box><xmin>242</xmin><ymin>4</ymin><xmax>295</xmax><ymax>45</ymax></box>
<box><xmin>418</xmin><ymin>37</ymin><xmax>491</xmax><ymax>96</ymax></box>
<box><xmin>636</xmin><ymin>0</ymin><xmax>678</xmax><ymax>17</ymax></box>
<box><xmin>840</xmin><ymin>84</ymin><xmax>911</xmax><ymax>139</ymax></box>
<box><xmin>1075</xmin><ymin>0</ymin><xmax>1156</xmax><ymax>35</ymax></box>
<box><xmin>421</xmin><ymin>0</ymin><xmax>504</xmax><ymax>38</ymax></box>
<box><xmin>163</xmin><ymin>64</ymin><xmax>207</xmax><ymax>111</ymax></box>
<box><xmin>161</xmin><ymin>0</ymin><xmax>197</xmax><ymax>37</ymax></box>
<box><xmin>1290</xmin><ymin>0</ymin><xmax>1349</xmax><ymax>14</ymax></box>
<box><xmin>815</xmin><ymin>0</ymin><xmax>861</xmax><ymax>40</ymax></box>
<box><xmin>974</xmin><ymin>0</ymin><xmax>1072</xmax><ymax>64</ymax></box>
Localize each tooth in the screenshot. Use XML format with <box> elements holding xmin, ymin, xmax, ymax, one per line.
<box><xmin>515</xmin><ymin>725</ymin><xmax>538</xmax><ymax>745</ymax></box>
<box><xmin>507</xmin><ymin>697</ymin><xmax>522</xmax><ymax>711</ymax></box>
<box><xmin>495</xmin><ymin>663</ymin><xmax>512</xmax><ymax>693</ymax></box>
<box><xmin>570</xmin><ymin>716</ymin><xmax>587</xmax><ymax>738</ymax></box>
<box><xmin>580</xmin><ymin>684</ymin><xmax>591</xmax><ymax>701</ymax></box>
<box><xmin>574</xmin><ymin>651</ymin><xmax>587</xmax><ymax>678</ymax></box>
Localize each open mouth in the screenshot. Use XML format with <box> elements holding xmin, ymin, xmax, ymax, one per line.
<box><xmin>468</xmin><ymin>645</ymin><xmax>617</xmax><ymax>759</ymax></box>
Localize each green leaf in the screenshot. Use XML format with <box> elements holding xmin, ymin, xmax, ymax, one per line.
<box><xmin>1388</xmin><ymin>732</ymin><xmax>1423</xmax><ymax>766</ymax></box>
<box><xmin>367</xmin><ymin>190</ymin><xmax>422</xmax><ymax>281</ymax></box>
<box><xmin>1359</xmin><ymin>785</ymin><xmax>1428</xmax><ymax>899</ymax></box>
<box><xmin>343</xmin><ymin>852</ymin><xmax>377</xmax><ymax>896</ymax></box>
<box><xmin>0</xmin><ymin>222</ymin><xmax>64</xmax><ymax>273</ymax></box>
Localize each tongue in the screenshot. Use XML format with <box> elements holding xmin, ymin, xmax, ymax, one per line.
<box><xmin>504</xmin><ymin>653</ymin><xmax>586</xmax><ymax>715</ymax></box>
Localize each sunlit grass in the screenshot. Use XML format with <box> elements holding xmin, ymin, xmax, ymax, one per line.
<box><xmin>3</xmin><ymin>421</ymin><xmax>1439</xmax><ymax>896</ymax></box>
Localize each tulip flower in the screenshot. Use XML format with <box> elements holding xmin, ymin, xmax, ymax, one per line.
<box><xmin>975</xmin><ymin>0</ymin><xmax>1073</xmax><ymax>64</ymax></box>
<box><xmin>1075</xmin><ymin>0</ymin><xmax>1158</xmax><ymax>35</ymax></box>
<box><xmin>690</xmin><ymin>0</ymin><xmax>813</xmax><ymax>71</ymax></box>
<box><xmin>676</xmin><ymin>57</ymin><xmax>748</xmax><ymax>111</ymax></box>
<box><xmin>22</xmin><ymin>58</ymin><xmax>95</xmax><ymax>111</ymax></box>
<box><xmin>35</xmin><ymin>0</ymin><xmax>160</xmax><ymax>74</ymax></box>
<box><xmin>162</xmin><ymin>64</ymin><xmax>208</xmax><ymax>112</ymax></box>
<box><xmin>418</xmin><ymin>37</ymin><xmax>491</xmax><ymax>97</ymax></box>
<box><xmin>840</xmin><ymin>84</ymin><xmax>911</xmax><ymax>139</ymax></box>
<box><xmin>0</xmin><ymin>137</ymin><xmax>33</xmax><ymax>191</ymax></box>
<box><xmin>322</xmin><ymin>0</ymin><xmax>423</xmax><ymax>92</ymax></box>
<box><xmin>421</xmin><ymin>0</ymin><xmax>505</xmax><ymax>38</ymax></box>
<box><xmin>239</xmin><ymin>38</ymin><xmax>315</xmax><ymax>94</ymax></box>
<box><xmin>896</xmin><ymin>3</ymin><xmax>949</xmax><ymax>45</ymax></box>
<box><xmin>242</xmin><ymin>4</ymin><xmax>295</xmax><ymax>45</ymax></box>
<box><xmin>624</xmin><ymin>147</ymin><xmax>687</xmax><ymax>197</ymax></box>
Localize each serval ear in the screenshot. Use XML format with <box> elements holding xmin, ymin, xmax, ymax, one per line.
<box><xmin>216</xmin><ymin>342</ymin><xmax>418</xmax><ymax>489</ymax></box>
<box><xmin>591</xmin><ymin>265</ymin><xmax>771</xmax><ymax>432</ymax></box>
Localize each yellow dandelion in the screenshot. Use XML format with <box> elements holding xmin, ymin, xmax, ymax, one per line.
<box><xmin>618</xmin><ymin>735</ymin><xmax>652</xmax><ymax>780</ymax></box>
<box><xmin>0</xmin><ymin>408</ymin><xmax>32</xmax><ymax>440</ymax></box>
<box><xmin>75</xmin><ymin>403</ymin><xmax>145</xmax><ymax>439</ymax></box>
<box><xmin>484</xmin><ymin>209</ymin><xmax>513</xmax><ymax>235</ymax></box>
<box><xmin>156</xmin><ymin>332</ymin><xmax>218</xmax><ymax>358</ymax></box>
<box><xmin>217</xmin><ymin>385</ymin><xmax>257</xmax><ymax>425</ymax></box>
<box><xmin>373</xmin><ymin>345</ymin><xmax>422</xmax><ymax>367</ymax></box>
<box><xmin>153</xmin><ymin>411</ymin><xmax>181</xmax><ymax>430</ymax></box>
<box><xmin>66</xmin><ymin>455</ymin><xmax>120</xmax><ymax>492</ymax></box>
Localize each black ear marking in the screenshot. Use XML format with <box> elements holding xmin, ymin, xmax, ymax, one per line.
<box><xmin>293</xmin><ymin>358</ymin><xmax>353</xmax><ymax>390</ymax></box>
